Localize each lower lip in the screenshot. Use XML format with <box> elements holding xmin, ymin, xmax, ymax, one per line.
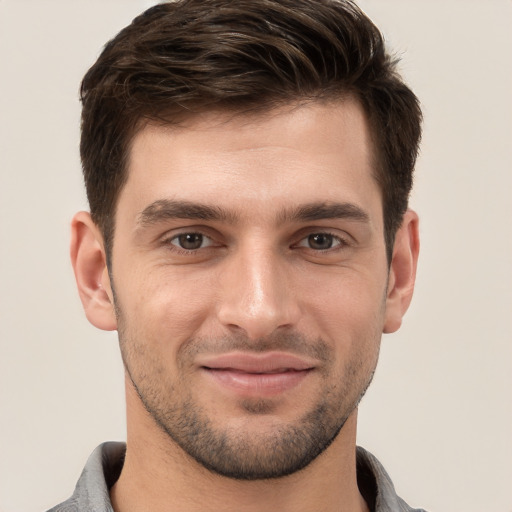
<box><xmin>202</xmin><ymin>368</ymin><xmax>311</xmax><ymax>397</ymax></box>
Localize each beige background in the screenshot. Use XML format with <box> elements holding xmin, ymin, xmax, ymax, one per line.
<box><xmin>1</xmin><ymin>1</ymin><xmax>511</xmax><ymax>511</ymax></box>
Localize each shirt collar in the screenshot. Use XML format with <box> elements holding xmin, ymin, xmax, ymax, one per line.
<box><xmin>48</xmin><ymin>442</ymin><xmax>425</xmax><ymax>512</ymax></box>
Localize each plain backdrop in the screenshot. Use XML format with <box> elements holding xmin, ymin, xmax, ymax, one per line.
<box><xmin>1</xmin><ymin>1</ymin><xmax>511</xmax><ymax>511</ymax></box>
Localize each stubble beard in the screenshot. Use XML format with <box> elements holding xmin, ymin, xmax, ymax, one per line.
<box><xmin>117</xmin><ymin>320</ymin><xmax>379</xmax><ymax>481</ymax></box>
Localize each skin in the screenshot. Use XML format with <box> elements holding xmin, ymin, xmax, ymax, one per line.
<box><xmin>71</xmin><ymin>98</ymin><xmax>419</xmax><ymax>512</ymax></box>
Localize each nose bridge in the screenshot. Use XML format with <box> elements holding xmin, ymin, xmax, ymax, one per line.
<box><xmin>244</xmin><ymin>246</ymin><xmax>277</xmax><ymax>319</ymax></box>
<box><xmin>217</xmin><ymin>238</ymin><xmax>298</xmax><ymax>339</ymax></box>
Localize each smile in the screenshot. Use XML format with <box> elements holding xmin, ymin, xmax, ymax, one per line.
<box><xmin>198</xmin><ymin>352</ymin><xmax>316</xmax><ymax>396</ymax></box>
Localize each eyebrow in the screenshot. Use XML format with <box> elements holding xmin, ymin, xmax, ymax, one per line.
<box><xmin>279</xmin><ymin>202</ymin><xmax>370</xmax><ymax>224</ymax></box>
<box><xmin>136</xmin><ymin>199</ymin><xmax>370</xmax><ymax>228</ymax></box>
<box><xmin>137</xmin><ymin>199</ymin><xmax>237</xmax><ymax>227</ymax></box>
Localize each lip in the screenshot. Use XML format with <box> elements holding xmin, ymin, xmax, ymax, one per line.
<box><xmin>198</xmin><ymin>351</ymin><xmax>316</xmax><ymax>397</ymax></box>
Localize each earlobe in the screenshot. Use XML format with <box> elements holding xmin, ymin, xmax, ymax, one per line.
<box><xmin>70</xmin><ymin>211</ymin><xmax>117</xmax><ymax>331</ymax></box>
<box><xmin>383</xmin><ymin>210</ymin><xmax>420</xmax><ymax>334</ymax></box>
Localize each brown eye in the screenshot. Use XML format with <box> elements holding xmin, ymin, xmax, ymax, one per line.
<box><xmin>171</xmin><ymin>233</ymin><xmax>208</xmax><ymax>250</ymax></box>
<box><xmin>295</xmin><ymin>232</ymin><xmax>345</xmax><ymax>251</ymax></box>
<box><xmin>307</xmin><ymin>233</ymin><xmax>335</xmax><ymax>250</ymax></box>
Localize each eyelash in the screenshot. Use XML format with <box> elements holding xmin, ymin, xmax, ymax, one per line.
<box><xmin>164</xmin><ymin>232</ymin><xmax>216</xmax><ymax>253</ymax></box>
<box><xmin>295</xmin><ymin>232</ymin><xmax>349</xmax><ymax>251</ymax></box>
<box><xmin>162</xmin><ymin>230</ymin><xmax>350</xmax><ymax>254</ymax></box>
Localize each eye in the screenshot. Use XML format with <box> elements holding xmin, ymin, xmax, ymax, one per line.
<box><xmin>297</xmin><ymin>233</ymin><xmax>343</xmax><ymax>251</ymax></box>
<box><xmin>169</xmin><ymin>232</ymin><xmax>213</xmax><ymax>251</ymax></box>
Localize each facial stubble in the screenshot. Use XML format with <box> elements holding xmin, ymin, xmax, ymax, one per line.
<box><xmin>116</xmin><ymin>312</ymin><xmax>380</xmax><ymax>481</ymax></box>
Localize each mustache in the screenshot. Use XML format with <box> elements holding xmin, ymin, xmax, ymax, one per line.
<box><xmin>179</xmin><ymin>331</ymin><xmax>332</xmax><ymax>363</ymax></box>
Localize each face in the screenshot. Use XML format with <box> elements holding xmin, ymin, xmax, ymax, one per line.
<box><xmin>109</xmin><ymin>99</ymin><xmax>392</xmax><ymax>479</ymax></box>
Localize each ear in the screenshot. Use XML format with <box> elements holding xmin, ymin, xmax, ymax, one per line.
<box><xmin>383</xmin><ymin>209</ymin><xmax>420</xmax><ymax>334</ymax></box>
<box><xmin>70</xmin><ymin>211</ymin><xmax>117</xmax><ymax>331</ymax></box>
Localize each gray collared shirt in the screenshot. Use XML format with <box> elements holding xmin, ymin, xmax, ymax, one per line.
<box><xmin>47</xmin><ymin>442</ymin><xmax>426</xmax><ymax>512</ymax></box>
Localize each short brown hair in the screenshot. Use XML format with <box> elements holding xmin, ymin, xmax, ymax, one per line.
<box><xmin>80</xmin><ymin>0</ymin><xmax>422</xmax><ymax>261</ymax></box>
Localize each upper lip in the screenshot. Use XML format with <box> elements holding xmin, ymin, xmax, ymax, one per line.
<box><xmin>197</xmin><ymin>352</ymin><xmax>316</xmax><ymax>374</ymax></box>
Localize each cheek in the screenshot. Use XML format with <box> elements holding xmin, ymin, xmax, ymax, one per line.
<box><xmin>115</xmin><ymin>266</ymin><xmax>217</xmax><ymax>349</ymax></box>
<box><xmin>297</xmin><ymin>268</ymin><xmax>386</xmax><ymax>366</ymax></box>
<box><xmin>299</xmin><ymin>267</ymin><xmax>387</xmax><ymax>325</ymax></box>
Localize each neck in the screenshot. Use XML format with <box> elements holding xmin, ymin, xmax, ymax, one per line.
<box><xmin>111</xmin><ymin>383</ymin><xmax>369</xmax><ymax>512</ymax></box>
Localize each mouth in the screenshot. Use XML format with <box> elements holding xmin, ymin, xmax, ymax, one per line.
<box><xmin>198</xmin><ymin>352</ymin><xmax>316</xmax><ymax>396</ymax></box>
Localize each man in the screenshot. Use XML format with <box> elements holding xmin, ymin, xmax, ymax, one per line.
<box><xmin>49</xmin><ymin>0</ymin><xmax>423</xmax><ymax>510</ymax></box>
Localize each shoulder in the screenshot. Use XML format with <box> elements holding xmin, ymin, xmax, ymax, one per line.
<box><xmin>356</xmin><ymin>446</ymin><xmax>428</xmax><ymax>512</ymax></box>
<box><xmin>46</xmin><ymin>442</ymin><xmax>126</xmax><ymax>512</ymax></box>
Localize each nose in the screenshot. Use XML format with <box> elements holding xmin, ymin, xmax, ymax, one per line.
<box><xmin>216</xmin><ymin>243</ymin><xmax>301</xmax><ymax>340</ymax></box>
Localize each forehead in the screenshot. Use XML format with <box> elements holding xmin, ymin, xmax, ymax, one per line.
<box><xmin>120</xmin><ymin>99</ymin><xmax>381</xmax><ymax>225</ymax></box>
